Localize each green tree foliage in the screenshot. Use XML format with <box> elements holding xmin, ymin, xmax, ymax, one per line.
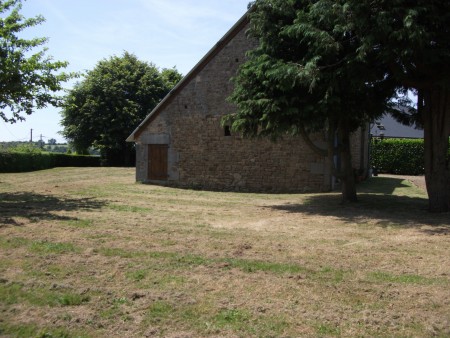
<box><xmin>347</xmin><ymin>0</ymin><xmax>450</xmax><ymax>212</ymax></box>
<box><xmin>0</xmin><ymin>0</ymin><xmax>71</xmax><ymax>123</ymax></box>
<box><xmin>228</xmin><ymin>0</ymin><xmax>449</xmax><ymax>211</ymax></box>
<box><xmin>226</xmin><ymin>0</ymin><xmax>395</xmax><ymax>202</ymax></box>
<box><xmin>60</xmin><ymin>52</ymin><xmax>182</xmax><ymax>166</ymax></box>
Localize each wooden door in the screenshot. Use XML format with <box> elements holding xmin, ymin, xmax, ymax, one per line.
<box><xmin>148</xmin><ymin>145</ymin><xmax>168</xmax><ymax>180</ymax></box>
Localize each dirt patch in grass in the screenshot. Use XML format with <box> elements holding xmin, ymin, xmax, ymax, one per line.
<box><xmin>0</xmin><ymin>168</ymin><xmax>449</xmax><ymax>337</ymax></box>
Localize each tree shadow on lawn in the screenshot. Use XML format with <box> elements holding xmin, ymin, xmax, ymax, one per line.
<box><xmin>0</xmin><ymin>192</ymin><xmax>106</xmax><ymax>227</ymax></box>
<box><xmin>268</xmin><ymin>177</ymin><xmax>449</xmax><ymax>235</ymax></box>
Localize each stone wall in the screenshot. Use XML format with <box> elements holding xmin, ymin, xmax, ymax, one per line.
<box><xmin>135</xmin><ymin>22</ymin><xmax>367</xmax><ymax>193</ymax></box>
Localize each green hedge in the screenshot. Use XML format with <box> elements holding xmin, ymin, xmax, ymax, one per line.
<box><xmin>371</xmin><ymin>138</ymin><xmax>425</xmax><ymax>175</ymax></box>
<box><xmin>0</xmin><ymin>152</ymin><xmax>100</xmax><ymax>173</ymax></box>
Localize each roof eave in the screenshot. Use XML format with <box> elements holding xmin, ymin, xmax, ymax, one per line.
<box><xmin>126</xmin><ymin>10</ymin><xmax>250</xmax><ymax>143</ymax></box>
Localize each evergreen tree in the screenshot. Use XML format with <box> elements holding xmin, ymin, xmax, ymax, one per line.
<box><xmin>227</xmin><ymin>0</ymin><xmax>449</xmax><ymax>211</ymax></box>
<box><xmin>226</xmin><ymin>0</ymin><xmax>395</xmax><ymax>202</ymax></box>
<box><xmin>348</xmin><ymin>0</ymin><xmax>450</xmax><ymax>212</ymax></box>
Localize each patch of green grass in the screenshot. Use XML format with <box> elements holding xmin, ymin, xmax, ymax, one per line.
<box><xmin>107</xmin><ymin>204</ymin><xmax>153</xmax><ymax>213</ymax></box>
<box><xmin>209</xmin><ymin>308</ymin><xmax>289</xmax><ymax>336</ymax></box>
<box><xmin>64</xmin><ymin>219</ymin><xmax>94</xmax><ymax>228</ymax></box>
<box><xmin>98</xmin><ymin>247</ymin><xmax>143</xmax><ymax>258</ymax></box>
<box><xmin>99</xmin><ymin>247</ymin><xmax>182</xmax><ymax>261</ymax></box>
<box><xmin>0</xmin><ymin>323</ymin><xmax>38</xmax><ymax>338</ymax></box>
<box><xmin>30</xmin><ymin>240</ymin><xmax>79</xmax><ymax>254</ymax></box>
<box><xmin>194</xmin><ymin>223</ymin><xmax>209</xmax><ymax>228</ymax></box>
<box><xmin>46</xmin><ymin>264</ymin><xmax>78</xmax><ymax>278</ymax></box>
<box><xmin>99</xmin><ymin>247</ymin><xmax>309</xmax><ymax>276</ymax></box>
<box><xmin>55</xmin><ymin>293</ymin><xmax>90</xmax><ymax>306</ymax></box>
<box><xmin>153</xmin><ymin>275</ymin><xmax>187</xmax><ymax>287</ymax></box>
<box><xmin>156</xmin><ymin>252</ymin><xmax>307</xmax><ymax>275</ymax></box>
<box><xmin>24</xmin><ymin>262</ymin><xmax>81</xmax><ymax>279</ymax></box>
<box><xmin>368</xmin><ymin>271</ymin><xmax>447</xmax><ymax>285</ymax></box>
<box><xmin>141</xmin><ymin>273</ymin><xmax>187</xmax><ymax>288</ymax></box>
<box><xmin>225</xmin><ymin>257</ymin><xmax>307</xmax><ymax>274</ymax></box>
<box><xmin>100</xmin><ymin>297</ymin><xmax>130</xmax><ymax>320</ymax></box>
<box><xmin>0</xmin><ymin>258</ymin><xmax>12</xmax><ymax>272</ymax></box>
<box><xmin>0</xmin><ymin>236</ymin><xmax>30</xmax><ymax>249</ymax></box>
<box><xmin>0</xmin><ymin>282</ymin><xmax>89</xmax><ymax>307</ymax></box>
<box><xmin>158</xmin><ymin>274</ymin><xmax>186</xmax><ymax>286</ymax></box>
<box><xmin>316</xmin><ymin>323</ymin><xmax>341</xmax><ymax>336</ymax></box>
<box><xmin>112</xmin><ymin>297</ymin><xmax>129</xmax><ymax>306</ymax></box>
<box><xmin>0</xmin><ymin>282</ymin><xmax>23</xmax><ymax>305</ymax></box>
<box><xmin>175</xmin><ymin>254</ymin><xmax>211</xmax><ymax>267</ymax></box>
<box><xmin>145</xmin><ymin>301</ymin><xmax>174</xmax><ymax>324</ymax></box>
<box><xmin>73</xmin><ymin>187</ymin><xmax>109</xmax><ymax>198</ymax></box>
<box><xmin>160</xmin><ymin>239</ymin><xmax>178</xmax><ymax>246</ymax></box>
<box><xmin>151</xmin><ymin>303</ymin><xmax>290</xmax><ymax>337</ymax></box>
<box><xmin>85</xmin><ymin>232</ymin><xmax>113</xmax><ymax>240</ymax></box>
<box><xmin>359</xmin><ymin>177</ymin><xmax>425</xmax><ymax>196</ymax></box>
<box><xmin>317</xmin><ymin>266</ymin><xmax>349</xmax><ymax>284</ymax></box>
<box><xmin>0</xmin><ymin>323</ymin><xmax>88</xmax><ymax>338</ymax></box>
<box><xmin>58</xmin><ymin>313</ymin><xmax>73</xmax><ymax>322</ymax></box>
<box><xmin>148</xmin><ymin>251</ymin><xmax>178</xmax><ymax>259</ymax></box>
<box><xmin>126</xmin><ymin>269</ymin><xmax>147</xmax><ymax>282</ymax></box>
<box><xmin>214</xmin><ymin>308</ymin><xmax>251</xmax><ymax>330</ymax></box>
<box><xmin>258</xmin><ymin>316</ymin><xmax>290</xmax><ymax>336</ymax></box>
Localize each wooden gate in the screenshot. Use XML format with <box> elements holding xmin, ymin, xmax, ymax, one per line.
<box><xmin>148</xmin><ymin>144</ymin><xmax>168</xmax><ymax>180</ymax></box>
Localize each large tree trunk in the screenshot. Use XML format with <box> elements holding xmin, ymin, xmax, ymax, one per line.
<box><xmin>421</xmin><ymin>86</ymin><xmax>450</xmax><ymax>213</ymax></box>
<box><xmin>299</xmin><ymin>123</ymin><xmax>358</xmax><ymax>202</ymax></box>
<box><xmin>338</xmin><ymin>125</ymin><xmax>358</xmax><ymax>203</ymax></box>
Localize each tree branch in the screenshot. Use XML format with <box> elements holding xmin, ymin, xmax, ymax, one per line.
<box><xmin>298</xmin><ymin>125</ymin><xmax>328</xmax><ymax>157</ymax></box>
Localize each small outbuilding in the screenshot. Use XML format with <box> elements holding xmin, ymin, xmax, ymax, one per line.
<box><xmin>126</xmin><ymin>13</ymin><xmax>369</xmax><ymax>192</ymax></box>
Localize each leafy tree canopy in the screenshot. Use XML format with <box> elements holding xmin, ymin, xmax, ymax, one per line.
<box><xmin>227</xmin><ymin>0</ymin><xmax>449</xmax><ymax>210</ymax></box>
<box><xmin>60</xmin><ymin>52</ymin><xmax>182</xmax><ymax>166</ymax></box>
<box><xmin>347</xmin><ymin>0</ymin><xmax>450</xmax><ymax>212</ymax></box>
<box><xmin>0</xmin><ymin>0</ymin><xmax>71</xmax><ymax>123</ymax></box>
<box><xmin>226</xmin><ymin>0</ymin><xmax>396</xmax><ymax>202</ymax></box>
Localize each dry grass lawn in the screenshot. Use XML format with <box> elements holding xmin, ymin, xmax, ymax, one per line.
<box><xmin>0</xmin><ymin>168</ymin><xmax>449</xmax><ymax>337</ymax></box>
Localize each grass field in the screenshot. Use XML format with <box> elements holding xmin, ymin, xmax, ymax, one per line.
<box><xmin>0</xmin><ymin>168</ymin><xmax>449</xmax><ymax>337</ymax></box>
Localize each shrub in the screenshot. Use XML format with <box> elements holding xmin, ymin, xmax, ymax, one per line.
<box><xmin>370</xmin><ymin>138</ymin><xmax>425</xmax><ymax>175</ymax></box>
<box><xmin>50</xmin><ymin>153</ymin><xmax>100</xmax><ymax>168</ymax></box>
<box><xmin>0</xmin><ymin>151</ymin><xmax>100</xmax><ymax>173</ymax></box>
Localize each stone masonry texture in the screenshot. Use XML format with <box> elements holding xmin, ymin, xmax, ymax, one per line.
<box><xmin>134</xmin><ymin>22</ymin><xmax>367</xmax><ymax>193</ymax></box>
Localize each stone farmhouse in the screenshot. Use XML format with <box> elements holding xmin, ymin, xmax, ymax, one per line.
<box><xmin>126</xmin><ymin>13</ymin><xmax>369</xmax><ymax>192</ymax></box>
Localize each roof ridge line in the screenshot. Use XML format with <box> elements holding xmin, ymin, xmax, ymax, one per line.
<box><xmin>127</xmin><ymin>10</ymin><xmax>250</xmax><ymax>142</ymax></box>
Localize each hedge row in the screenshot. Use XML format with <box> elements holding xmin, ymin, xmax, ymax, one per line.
<box><xmin>0</xmin><ymin>151</ymin><xmax>100</xmax><ymax>173</ymax></box>
<box><xmin>371</xmin><ymin>138</ymin><xmax>426</xmax><ymax>175</ymax></box>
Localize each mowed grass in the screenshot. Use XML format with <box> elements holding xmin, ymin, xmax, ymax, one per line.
<box><xmin>0</xmin><ymin>167</ymin><xmax>449</xmax><ymax>337</ymax></box>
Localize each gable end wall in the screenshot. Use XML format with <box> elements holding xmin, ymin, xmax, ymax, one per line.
<box><xmin>135</xmin><ymin>23</ymin><xmax>366</xmax><ymax>192</ymax></box>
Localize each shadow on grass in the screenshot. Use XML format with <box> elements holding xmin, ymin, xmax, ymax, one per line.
<box><xmin>0</xmin><ymin>192</ymin><xmax>106</xmax><ymax>227</ymax></box>
<box><xmin>268</xmin><ymin>177</ymin><xmax>449</xmax><ymax>234</ymax></box>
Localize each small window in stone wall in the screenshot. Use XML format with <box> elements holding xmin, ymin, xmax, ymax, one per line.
<box><xmin>224</xmin><ymin>126</ymin><xmax>231</xmax><ymax>137</ymax></box>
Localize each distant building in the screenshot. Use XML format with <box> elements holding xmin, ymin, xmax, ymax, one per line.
<box><xmin>371</xmin><ymin>108</ymin><xmax>424</xmax><ymax>139</ymax></box>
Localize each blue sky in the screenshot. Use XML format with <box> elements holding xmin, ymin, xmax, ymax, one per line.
<box><xmin>1</xmin><ymin>0</ymin><xmax>250</xmax><ymax>142</ymax></box>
